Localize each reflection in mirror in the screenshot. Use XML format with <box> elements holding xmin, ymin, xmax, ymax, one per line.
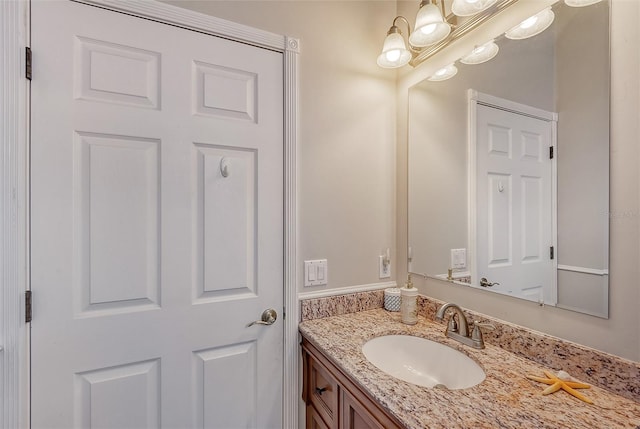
<box><xmin>408</xmin><ymin>0</ymin><xmax>609</xmax><ymax>317</ymax></box>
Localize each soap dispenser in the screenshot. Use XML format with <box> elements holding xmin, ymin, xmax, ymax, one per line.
<box><xmin>400</xmin><ymin>274</ymin><xmax>418</xmax><ymax>325</ymax></box>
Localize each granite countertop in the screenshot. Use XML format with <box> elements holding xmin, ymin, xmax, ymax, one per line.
<box><xmin>299</xmin><ymin>308</ymin><xmax>640</xmax><ymax>429</ymax></box>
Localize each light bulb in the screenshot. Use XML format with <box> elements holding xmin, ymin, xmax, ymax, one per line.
<box><xmin>565</xmin><ymin>0</ymin><xmax>601</xmax><ymax>6</ymax></box>
<box><xmin>428</xmin><ymin>63</ymin><xmax>458</xmax><ymax>81</ymax></box>
<box><xmin>385</xmin><ymin>50</ymin><xmax>401</xmax><ymax>62</ymax></box>
<box><xmin>473</xmin><ymin>45</ymin><xmax>486</xmax><ymax>54</ymax></box>
<box><xmin>505</xmin><ymin>8</ymin><xmax>554</xmax><ymax>40</ymax></box>
<box><xmin>460</xmin><ymin>40</ymin><xmax>499</xmax><ymax>65</ymax></box>
<box><xmin>452</xmin><ymin>0</ymin><xmax>499</xmax><ymax>17</ymax></box>
<box><xmin>520</xmin><ymin>16</ymin><xmax>538</xmax><ymax>29</ymax></box>
<box><xmin>421</xmin><ymin>23</ymin><xmax>437</xmax><ymax>35</ymax></box>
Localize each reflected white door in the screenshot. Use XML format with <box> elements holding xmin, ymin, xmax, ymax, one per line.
<box><xmin>474</xmin><ymin>103</ymin><xmax>555</xmax><ymax>303</ymax></box>
<box><xmin>31</xmin><ymin>2</ymin><xmax>283</xmax><ymax>427</ymax></box>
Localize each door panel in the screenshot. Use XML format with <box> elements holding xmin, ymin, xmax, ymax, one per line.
<box><xmin>193</xmin><ymin>144</ymin><xmax>257</xmax><ymax>300</ymax></box>
<box><xmin>193</xmin><ymin>342</ymin><xmax>257</xmax><ymax>429</ymax></box>
<box><xmin>76</xmin><ymin>132</ymin><xmax>161</xmax><ymax>316</ymax></box>
<box><xmin>31</xmin><ymin>2</ymin><xmax>283</xmax><ymax>427</ymax></box>
<box><xmin>76</xmin><ymin>359</ymin><xmax>161</xmax><ymax>429</ymax></box>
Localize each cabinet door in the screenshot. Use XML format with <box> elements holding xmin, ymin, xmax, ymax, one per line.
<box><xmin>306</xmin><ymin>405</ymin><xmax>330</xmax><ymax>429</ymax></box>
<box><xmin>341</xmin><ymin>390</ymin><xmax>387</xmax><ymax>429</ymax></box>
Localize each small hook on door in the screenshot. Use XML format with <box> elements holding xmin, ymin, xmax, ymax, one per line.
<box><xmin>498</xmin><ymin>181</ymin><xmax>504</xmax><ymax>193</ymax></box>
<box><xmin>220</xmin><ymin>157</ymin><xmax>230</xmax><ymax>178</ymax></box>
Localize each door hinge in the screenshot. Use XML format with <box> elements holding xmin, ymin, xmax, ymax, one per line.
<box><xmin>549</xmin><ymin>146</ymin><xmax>554</xmax><ymax>159</ymax></box>
<box><xmin>282</xmin><ymin>306</ymin><xmax>286</xmax><ymax>321</ymax></box>
<box><xmin>550</xmin><ymin>246</ymin><xmax>555</xmax><ymax>260</ymax></box>
<box><xmin>25</xmin><ymin>290</ymin><xmax>32</xmax><ymax>323</ymax></box>
<box><xmin>25</xmin><ymin>47</ymin><xmax>32</xmax><ymax>81</ymax></box>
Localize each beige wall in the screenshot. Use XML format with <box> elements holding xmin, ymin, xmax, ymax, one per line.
<box><xmin>163</xmin><ymin>0</ymin><xmax>399</xmax><ymax>293</ymax></box>
<box><xmin>398</xmin><ymin>0</ymin><xmax>640</xmax><ymax>361</ymax></box>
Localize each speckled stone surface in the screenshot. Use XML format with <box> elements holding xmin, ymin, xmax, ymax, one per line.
<box><xmin>300</xmin><ymin>290</ymin><xmax>384</xmax><ymax>321</ymax></box>
<box><xmin>300</xmin><ymin>290</ymin><xmax>640</xmax><ymax>402</ymax></box>
<box><xmin>299</xmin><ymin>309</ymin><xmax>640</xmax><ymax>429</ymax></box>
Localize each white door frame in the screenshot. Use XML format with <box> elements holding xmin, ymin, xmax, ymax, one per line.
<box><xmin>468</xmin><ymin>89</ymin><xmax>557</xmax><ymax>305</ymax></box>
<box><xmin>0</xmin><ymin>1</ymin><xmax>300</xmax><ymax>427</ymax></box>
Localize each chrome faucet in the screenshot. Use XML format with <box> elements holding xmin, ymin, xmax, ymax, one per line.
<box><xmin>435</xmin><ymin>303</ymin><xmax>493</xmax><ymax>349</ymax></box>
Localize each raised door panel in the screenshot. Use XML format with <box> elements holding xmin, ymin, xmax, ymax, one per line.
<box><xmin>341</xmin><ymin>390</ymin><xmax>386</xmax><ymax>429</ymax></box>
<box><xmin>76</xmin><ymin>359</ymin><xmax>160</xmax><ymax>429</ymax></box>
<box><xmin>192</xmin><ymin>144</ymin><xmax>257</xmax><ymax>302</ymax></box>
<box><xmin>306</xmin><ymin>405</ymin><xmax>330</xmax><ymax>429</ymax></box>
<box><xmin>74</xmin><ymin>132</ymin><xmax>161</xmax><ymax>317</ymax></box>
<box><xmin>192</xmin><ymin>342</ymin><xmax>257</xmax><ymax>428</ymax></box>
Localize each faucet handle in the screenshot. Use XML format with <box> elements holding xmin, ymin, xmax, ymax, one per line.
<box><xmin>447</xmin><ymin>315</ymin><xmax>458</xmax><ymax>333</ymax></box>
<box><xmin>471</xmin><ymin>322</ymin><xmax>495</xmax><ymax>348</ymax></box>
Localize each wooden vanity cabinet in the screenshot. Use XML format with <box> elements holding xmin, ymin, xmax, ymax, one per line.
<box><xmin>301</xmin><ymin>337</ymin><xmax>403</xmax><ymax>429</ymax></box>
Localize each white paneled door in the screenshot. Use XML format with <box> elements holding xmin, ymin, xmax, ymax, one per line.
<box><xmin>475</xmin><ymin>103</ymin><xmax>555</xmax><ymax>304</ymax></box>
<box><xmin>31</xmin><ymin>2</ymin><xmax>283</xmax><ymax>427</ymax></box>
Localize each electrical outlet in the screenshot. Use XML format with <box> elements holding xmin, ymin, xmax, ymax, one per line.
<box><xmin>379</xmin><ymin>255</ymin><xmax>391</xmax><ymax>279</ymax></box>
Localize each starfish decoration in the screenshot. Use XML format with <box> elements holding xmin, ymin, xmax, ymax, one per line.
<box><xmin>526</xmin><ymin>370</ymin><xmax>593</xmax><ymax>404</ymax></box>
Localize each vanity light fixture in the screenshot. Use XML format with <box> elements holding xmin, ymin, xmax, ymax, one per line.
<box><xmin>409</xmin><ymin>0</ymin><xmax>451</xmax><ymax>47</ymax></box>
<box><xmin>505</xmin><ymin>7</ymin><xmax>555</xmax><ymax>40</ymax></box>
<box><xmin>451</xmin><ymin>0</ymin><xmax>499</xmax><ymax>17</ymax></box>
<box><xmin>428</xmin><ymin>63</ymin><xmax>458</xmax><ymax>81</ymax></box>
<box><xmin>377</xmin><ymin>0</ymin><xmax>519</xmax><ymax>69</ymax></box>
<box><xmin>377</xmin><ymin>16</ymin><xmax>412</xmax><ymax>68</ymax></box>
<box><xmin>460</xmin><ymin>40</ymin><xmax>499</xmax><ymax>65</ymax></box>
<box><xmin>377</xmin><ymin>0</ymin><xmax>456</xmax><ymax>69</ymax></box>
<box><xmin>564</xmin><ymin>0</ymin><xmax>601</xmax><ymax>6</ymax></box>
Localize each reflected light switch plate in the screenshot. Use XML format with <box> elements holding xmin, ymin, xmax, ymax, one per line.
<box><xmin>451</xmin><ymin>248</ymin><xmax>466</xmax><ymax>269</ymax></box>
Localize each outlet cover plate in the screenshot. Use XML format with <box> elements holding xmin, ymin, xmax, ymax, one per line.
<box><xmin>379</xmin><ymin>255</ymin><xmax>391</xmax><ymax>279</ymax></box>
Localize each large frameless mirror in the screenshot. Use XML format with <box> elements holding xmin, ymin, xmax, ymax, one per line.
<box><xmin>408</xmin><ymin>0</ymin><xmax>610</xmax><ymax>317</ymax></box>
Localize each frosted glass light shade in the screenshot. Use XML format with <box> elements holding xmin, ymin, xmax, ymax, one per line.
<box><xmin>451</xmin><ymin>0</ymin><xmax>499</xmax><ymax>17</ymax></box>
<box><xmin>565</xmin><ymin>0</ymin><xmax>601</xmax><ymax>6</ymax></box>
<box><xmin>505</xmin><ymin>7</ymin><xmax>555</xmax><ymax>40</ymax></box>
<box><xmin>377</xmin><ymin>31</ymin><xmax>412</xmax><ymax>68</ymax></box>
<box><xmin>428</xmin><ymin>63</ymin><xmax>458</xmax><ymax>81</ymax></box>
<box><xmin>460</xmin><ymin>40</ymin><xmax>499</xmax><ymax>65</ymax></box>
<box><xmin>409</xmin><ymin>3</ymin><xmax>451</xmax><ymax>47</ymax></box>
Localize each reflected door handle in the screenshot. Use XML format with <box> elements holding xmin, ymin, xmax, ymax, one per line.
<box><xmin>247</xmin><ymin>309</ymin><xmax>278</xmax><ymax>327</ymax></box>
<box><xmin>480</xmin><ymin>277</ymin><xmax>499</xmax><ymax>287</ymax></box>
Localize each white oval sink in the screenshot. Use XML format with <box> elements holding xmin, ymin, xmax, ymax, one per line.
<box><xmin>362</xmin><ymin>335</ymin><xmax>485</xmax><ymax>390</ymax></box>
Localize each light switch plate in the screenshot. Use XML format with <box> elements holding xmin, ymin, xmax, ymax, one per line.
<box><xmin>304</xmin><ymin>259</ymin><xmax>328</xmax><ymax>287</ymax></box>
